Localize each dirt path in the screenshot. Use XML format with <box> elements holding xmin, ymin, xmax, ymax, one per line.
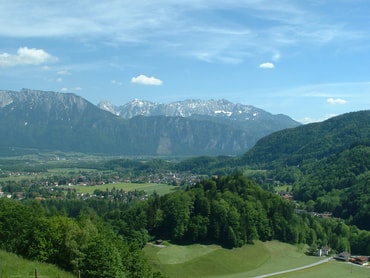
<box><xmin>252</xmin><ymin>257</ymin><xmax>332</xmax><ymax>278</ymax></box>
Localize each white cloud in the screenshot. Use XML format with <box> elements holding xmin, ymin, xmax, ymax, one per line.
<box><xmin>302</xmin><ymin>117</ymin><xmax>321</xmax><ymax>124</ymax></box>
<box><xmin>259</xmin><ymin>62</ymin><xmax>274</xmax><ymax>69</ymax></box>
<box><xmin>0</xmin><ymin>47</ymin><xmax>57</xmax><ymax>67</ymax></box>
<box><xmin>326</xmin><ymin>98</ymin><xmax>347</xmax><ymax>105</ymax></box>
<box><xmin>302</xmin><ymin>114</ymin><xmax>337</xmax><ymax>124</ymax></box>
<box><xmin>0</xmin><ymin>1</ymin><xmax>364</xmax><ymax>66</ymax></box>
<box><xmin>56</xmin><ymin>77</ymin><xmax>63</xmax><ymax>83</ymax></box>
<box><xmin>131</xmin><ymin>74</ymin><xmax>163</xmax><ymax>85</ymax></box>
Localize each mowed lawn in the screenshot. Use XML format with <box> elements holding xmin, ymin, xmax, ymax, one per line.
<box><xmin>70</xmin><ymin>182</ymin><xmax>177</xmax><ymax>196</ymax></box>
<box><xmin>144</xmin><ymin>241</ymin><xmax>326</xmax><ymax>278</ymax></box>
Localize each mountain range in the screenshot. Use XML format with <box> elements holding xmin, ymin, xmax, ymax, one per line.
<box><xmin>99</xmin><ymin>98</ymin><xmax>288</xmax><ymax>121</ymax></box>
<box><xmin>0</xmin><ymin>89</ymin><xmax>300</xmax><ymax>156</ymax></box>
<box><xmin>98</xmin><ymin>98</ymin><xmax>301</xmax><ymax>137</ymax></box>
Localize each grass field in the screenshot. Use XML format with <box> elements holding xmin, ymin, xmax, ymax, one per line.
<box><xmin>0</xmin><ymin>250</ymin><xmax>75</xmax><ymax>278</ymax></box>
<box><xmin>145</xmin><ymin>242</ymin><xmax>270</xmax><ymax>278</ymax></box>
<box><xmin>0</xmin><ymin>167</ymin><xmax>90</xmax><ymax>182</ymax></box>
<box><xmin>144</xmin><ymin>240</ymin><xmax>368</xmax><ymax>278</ymax></box>
<box><xmin>273</xmin><ymin>260</ymin><xmax>369</xmax><ymax>278</ymax></box>
<box><xmin>69</xmin><ymin>182</ymin><xmax>177</xmax><ymax>196</ymax></box>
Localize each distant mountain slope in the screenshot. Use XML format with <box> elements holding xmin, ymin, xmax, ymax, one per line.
<box><xmin>293</xmin><ymin>143</ymin><xmax>370</xmax><ymax>230</ymax></box>
<box><xmin>98</xmin><ymin>98</ymin><xmax>301</xmax><ymax>149</ymax></box>
<box><xmin>99</xmin><ymin>98</ymin><xmax>300</xmax><ymax>125</ymax></box>
<box><xmin>0</xmin><ymin>89</ymin><xmax>298</xmax><ymax>156</ymax></box>
<box><xmin>241</xmin><ymin>110</ymin><xmax>370</xmax><ymax>166</ymax></box>
<box><xmin>234</xmin><ymin>110</ymin><xmax>370</xmax><ymax>230</ymax></box>
<box><xmin>98</xmin><ymin>98</ymin><xmax>292</xmax><ymax>120</ymax></box>
<box><xmin>0</xmin><ymin>89</ymin><xmax>129</xmax><ymax>154</ymax></box>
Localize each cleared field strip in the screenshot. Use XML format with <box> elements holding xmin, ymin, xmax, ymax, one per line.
<box><xmin>70</xmin><ymin>182</ymin><xmax>177</xmax><ymax>196</ymax></box>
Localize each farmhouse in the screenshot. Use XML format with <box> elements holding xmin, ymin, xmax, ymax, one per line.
<box><xmin>317</xmin><ymin>246</ymin><xmax>331</xmax><ymax>256</ymax></box>
<box><xmin>350</xmin><ymin>256</ymin><xmax>369</xmax><ymax>266</ymax></box>
<box><xmin>334</xmin><ymin>252</ymin><xmax>351</xmax><ymax>261</ymax></box>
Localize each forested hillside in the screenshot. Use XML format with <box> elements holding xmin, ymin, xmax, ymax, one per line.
<box><xmin>242</xmin><ymin>110</ymin><xmax>370</xmax><ymax>167</ymax></box>
<box><xmin>0</xmin><ymin>198</ymin><xmax>163</xmax><ymax>278</ymax></box>
<box><xmin>140</xmin><ymin>173</ymin><xmax>369</xmax><ymax>254</ymax></box>
<box><xmin>293</xmin><ymin>144</ymin><xmax>370</xmax><ymax>230</ymax></box>
<box><xmin>170</xmin><ymin>111</ymin><xmax>370</xmax><ymax>233</ymax></box>
<box><xmin>38</xmin><ymin>173</ymin><xmax>369</xmax><ymax>255</ymax></box>
<box><xmin>236</xmin><ymin>110</ymin><xmax>370</xmax><ymax>230</ymax></box>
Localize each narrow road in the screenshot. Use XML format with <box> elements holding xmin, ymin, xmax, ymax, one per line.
<box><xmin>253</xmin><ymin>257</ymin><xmax>332</xmax><ymax>278</ymax></box>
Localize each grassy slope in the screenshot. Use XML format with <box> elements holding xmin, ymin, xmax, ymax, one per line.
<box><xmin>0</xmin><ymin>250</ymin><xmax>75</xmax><ymax>278</ymax></box>
<box><xmin>273</xmin><ymin>260</ymin><xmax>369</xmax><ymax>278</ymax></box>
<box><xmin>144</xmin><ymin>241</ymin><xmax>328</xmax><ymax>278</ymax></box>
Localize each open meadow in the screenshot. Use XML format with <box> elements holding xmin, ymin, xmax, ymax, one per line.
<box><xmin>144</xmin><ymin>240</ymin><xmax>329</xmax><ymax>278</ymax></box>
<box><xmin>272</xmin><ymin>260</ymin><xmax>369</xmax><ymax>278</ymax></box>
<box><xmin>145</xmin><ymin>240</ymin><xmax>370</xmax><ymax>278</ymax></box>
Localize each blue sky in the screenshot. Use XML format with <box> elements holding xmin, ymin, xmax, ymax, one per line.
<box><xmin>1</xmin><ymin>0</ymin><xmax>369</xmax><ymax>123</ymax></box>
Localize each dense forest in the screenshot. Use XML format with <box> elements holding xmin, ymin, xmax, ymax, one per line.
<box><xmin>0</xmin><ymin>198</ymin><xmax>164</xmax><ymax>278</ymax></box>
<box><xmin>293</xmin><ymin>144</ymin><xmax>370</xmax><ymax>229</ymax></box>
<box><xmin>121</xmin><ymin>173</ymin><xmax>369</xmax><ymax>254</ymax></box>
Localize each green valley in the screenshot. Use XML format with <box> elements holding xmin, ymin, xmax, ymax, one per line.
<box><xmin>0</xmin><ymin>110</ymin><xmax>369</xmax><ymax>277</ymax></box>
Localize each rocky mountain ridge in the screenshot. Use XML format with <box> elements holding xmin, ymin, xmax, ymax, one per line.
<box><xmin>98</xmin><ymin>98</ymin><xmax>295</xmax><ymax>123</ymax></box>
<box><xmin>0</xmin><ymin>89</ymin><xmax>300</xmax><ymax>156</ymax></box>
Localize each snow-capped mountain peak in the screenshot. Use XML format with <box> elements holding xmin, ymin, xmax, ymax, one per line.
<box><xmin>98</xmin><ymin>98</ymin><xmax>266</xmax><ymax>121</ymax></box>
